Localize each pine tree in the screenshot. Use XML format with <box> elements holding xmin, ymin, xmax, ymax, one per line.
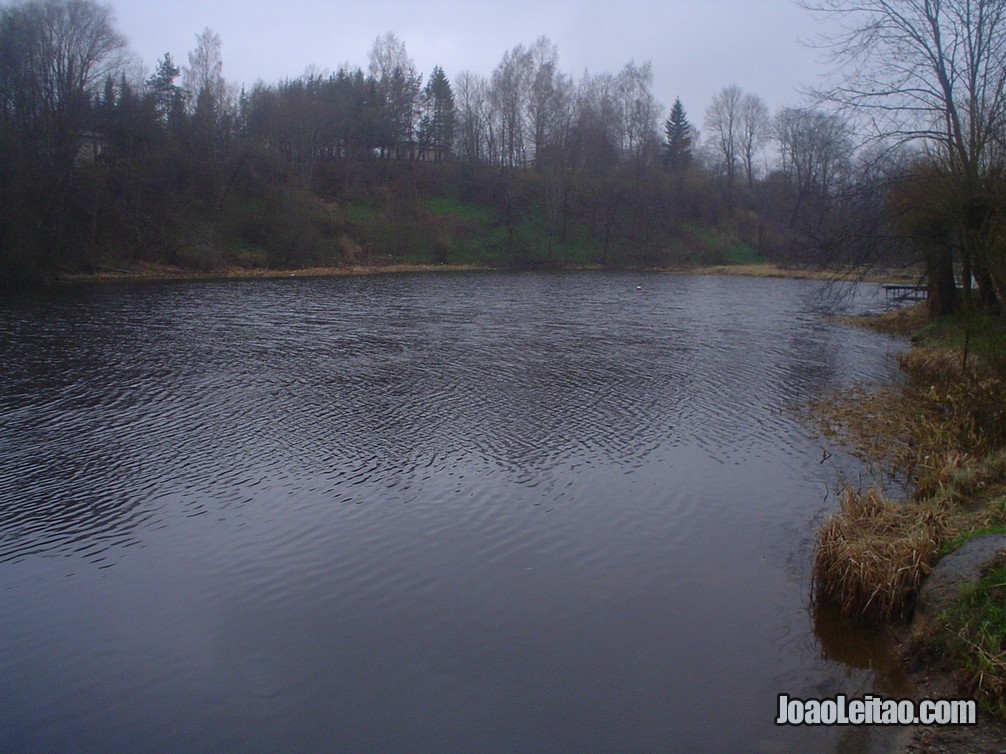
<box><xmin>423</xmin><ymin>66</ymin><xmax>455</xmax><ymax>161</ymax></box>
<box><xmin>663</xmin><ymin>97</ymin><xmax>692</xmax><ymax>172</ymax></box>
<box><xmin>146</xmin><ymin>53</ymin><xmax>182</xmax><ymax>124</ymax></box>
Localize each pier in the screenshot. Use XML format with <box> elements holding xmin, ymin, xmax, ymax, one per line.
<box><xmin>883</xmin><ymin>283</ymin><xmax>927</xmax><ymax>300</ymax></box>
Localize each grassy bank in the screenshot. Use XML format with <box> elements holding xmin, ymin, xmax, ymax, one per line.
<box><xmin>4</xmin><ymin>157</ymin><xmax>784</xmax><ymax>289</ymax></box>
<box><xmin>812</xmin><ymin>303</ymin><xmax>1006</xmax><ymax>715</ymax></box>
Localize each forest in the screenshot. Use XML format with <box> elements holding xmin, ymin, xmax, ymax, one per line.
<box><xmin>1</xmin><ymin>0</ymin><xmax>1004</xmax><ymax>316</ymax></box>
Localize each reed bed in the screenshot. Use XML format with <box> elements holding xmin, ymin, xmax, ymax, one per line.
<box><xmin>813</xmin><ymin>488</ymin><xmax>948</xmax><ymax>622</ymax></box>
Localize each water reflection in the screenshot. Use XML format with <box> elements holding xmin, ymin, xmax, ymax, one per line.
<box><xmin>812</xmin><ymin>600</ymin><xmax>913</xmax><ymax>696</ymax></box>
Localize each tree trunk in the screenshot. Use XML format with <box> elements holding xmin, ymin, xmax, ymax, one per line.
<box><xmin>927</xmin><ymin>244</ymin><xmax>958</xmax><ymax>317</ymax></box>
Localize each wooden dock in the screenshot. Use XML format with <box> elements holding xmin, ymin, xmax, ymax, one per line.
<box><xmin>883</xmin><ymin>283</ymin><xmax>927</xmax><ymax>300</ymax></box>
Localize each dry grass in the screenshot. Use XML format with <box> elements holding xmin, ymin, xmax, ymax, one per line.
<box><xmin>684</xmin><ymin>263</ymin><xmax>900</xmax><ymax>281</ymax></box>
<box><xmin>813</xmin><ymin>488</ymin><xmax>949</xmax><ymax>623</ymax></box>
<box><xmin>808</xmin><ymin>386</ymin><xmax>920</xmax><ymax>480</ymax></box>
<box><xmin>903</xmin><ymin>359</ymin><xmax>1006</xmax><ymax>456</ymax></box>
<box><xmin>810</xmin><ymin>343</ymin><xmax>1006</xmax><ymax>488</ymax></box>
<box><xmin>835</xmin><ymin>302</ymin><xmax>928</xmax><ymax>336</ymax></box>
<box><xmin>810</xmin><ymin>304</ymin><xmax>1006</xmax><ymax>723</ymax></box>
<box><xmin>57</xmin><ymin>261</ymin><xmax>491</xmax><ymax>284</ymax></box>
<box><xmin>811</xmin><ymin>308</ymin><xmax>1006</xmax><ymax>636</ymax></box>
<box><xmin>899</xmin><ymin>344</ymin><xmax>967</xmax><ymax>380</ymax></box>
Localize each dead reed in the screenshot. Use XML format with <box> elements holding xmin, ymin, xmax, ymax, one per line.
<box><xmin>813</xmin><ymin>488</ymin><xmax>948</xmax><ymax>623</ymax></box>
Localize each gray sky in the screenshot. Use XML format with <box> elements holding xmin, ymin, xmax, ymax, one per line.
<box><xmin>112</xmin><ymin>0</ymin><xmax>825</xmax><ymax>123</ymax></box>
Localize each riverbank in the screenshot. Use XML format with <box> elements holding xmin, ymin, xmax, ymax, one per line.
<box><xmin>50</xmin><ymin>260</ymin><xmax>923</xmax><ymax>286</ymax></box>
<box><xmin>53</xmin><ymin>261</ymin><xmax>494</xmax><ymax>284</ymax></box>
<box><xmin>812</xmin><ymin>303</ymin><xmax>1006</xmax><ymax>751</ymax></box>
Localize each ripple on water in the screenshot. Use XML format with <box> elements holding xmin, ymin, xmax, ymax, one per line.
<box><xmin>0</xmin><ymin>273</ymin><xmax>906</xmax><ymax>754</ymax></box>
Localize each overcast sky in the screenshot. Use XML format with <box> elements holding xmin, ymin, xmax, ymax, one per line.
<box><xmin>111</xmin><ymin>0</ymin><xmax>826</xmax><ymax>123</ymax></box>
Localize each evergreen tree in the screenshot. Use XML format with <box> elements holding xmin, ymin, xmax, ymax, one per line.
<box><xmin>663</xmin><ymin>97</ymin><xmax>692</xmax><ymax>172</ymax></box>
<box><xmin>423</xmin><ymin>66</ymin><xmax>455</xmax><ymax>161</ymax></box>
<box><xmin>146</xmin><ymin>53</ymin><xmax>182</xmax><ymax>123</ymax></box>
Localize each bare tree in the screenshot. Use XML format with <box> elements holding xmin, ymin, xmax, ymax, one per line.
<box><xmin>183</xmin><ymin>28</ymin><xmax>226</xmax><ymax>115</ymax></box>
<box><xmin>569</xmin><ymin>71</ymin><xmax>621</xmax><ymax>175</ymax></box>
<box><xmin>0</xmin><ymin>0</ymin><xmax>128</xmax><ymax>279</ymax></box>
<box><xmin>615</xmin><ymin>61</ymin><xmax>661</xmax><ymax>186</ymax></box>
<box><xmin>490</xmin><ymin>43</ymin><xmax>532</xmax><ymax>167</ymax></box>
<box><xmin>367</xmin><ymin>31</ymin><xmax>410</xmax><ymax>82</ymax></box>
<box><xmin>803</xmin><ymin>0</ymin><xmax>1006</xmax><ymax>312</ymax></box>
<box><xmin>0</xmin><ymin>0</ymin><xmax>126</xmax><ymax>166</ymax></box>
<box><xmin>704</xmin><ymin>85</ymin><xmax>743</xmax><ymax>208</ymax></box>
<box><xmin>454</xmin><ymin>71</ymin><xmax>492</xmax><ymax>164</ymax></box>
<box><xmin>774</xmin><ymin>107</ymin><xmax>852</xmax><ymax>227</ymax></box>
<box><xmin>739</xmin><ymin>93</ymin><xmax>770</xmax><ymax>187</ymax></box>
<box><xmin>526</xmin><ymin>36</ymin><xmax>568</xmax><ymax>169</ymax></box>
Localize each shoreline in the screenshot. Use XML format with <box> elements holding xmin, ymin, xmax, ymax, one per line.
<box><xmin>816</xmin><ymin>305</ymin><xmax>1006</xmax><ymax>753</ymax></box>
<box><xmin>53</xmin><ymin>262</ymin><xmax>494</xmax><ymax>285</ymax></box>
<box><xmin>51</xmin><ymin>261</ymin><xmax>923</xmax><ymax>286</ymax></box>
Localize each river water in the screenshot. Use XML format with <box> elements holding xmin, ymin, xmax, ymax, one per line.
<box><xmin>0</xmin><ymin>272</ymin><xmax>909</xmax><ymax>753</ymax></box>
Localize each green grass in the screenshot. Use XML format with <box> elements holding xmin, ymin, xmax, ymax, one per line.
<box><xmin>432</xmin><ymin>208</ymin><xmax>602</xmax><ymax>268</ymax></box>
<box><xmin>724</xmin><ymin>240</ymin><xmax>764</xmax><ymax>265</ymax></box>
<box><xmin>507</xmin><ymin>216</ymin><xmax>602</xmax><ymax>267</ymax></box>
<box><xmin>912</xmin><ymin>312</ymin><xmax>1006</xmax><ymax>377</ymax></box>
<box><xmin>914</xmin><ymin>311</ymin><xmax>1005</xmax><ymax>346</ymax></box>
<box><xmin>914</xmin><ymin>449</ymin><xmax>1006</xmax><ymax>511</ymax></box>
<box><xmin>940</xmin><ymin>524</ymin><xmax>1006</xmax><ymax>557</ymax></box>
<box><xmin>689</xmin><ymin>226</ymin><xmax>766</xmax><ymax>266</ymax></box>
<box><xmin>453</xmin><ymin>224</ymin><xmax>510</xmax><ymax>265</ymax></box>
<box><xmin>344</xmin><ymin>200</ymin><xmax>383</xmax><ymax>225</ymax></box>
<box><xmin>424</xmin><ymin>195</ymin><xmax>496</xmax><ymax>224</ymax></box>
<box><xmin>338</xmin><ymin>191</ymin><xmax>766</xmax><ymax>270</ymax></box>
<box><xmin>937</xmin><ymin>564</ymin><xmax>1006</xmax><ymax>716</ymax></box>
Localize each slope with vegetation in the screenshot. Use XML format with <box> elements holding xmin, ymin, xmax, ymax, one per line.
<box><xmin>0</xmin><ymin>0</ymin><xmax>938</xmax><ymax>289</ymax></box>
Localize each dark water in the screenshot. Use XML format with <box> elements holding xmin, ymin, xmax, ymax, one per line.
<box><xmin>0</xmin><ymin>273</ymin><xmax>909</xmax><ymax>753</ymax></box>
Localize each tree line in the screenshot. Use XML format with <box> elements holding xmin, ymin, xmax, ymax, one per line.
<box><xmin>1</xmin><ymin>0</ymin><xmax>1004</xmax><ymax>316</ymax></box>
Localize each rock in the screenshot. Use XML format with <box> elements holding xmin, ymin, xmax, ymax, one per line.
<box><xmin>913</xmin><ymin>533</ymin><xmax>1006</xmax><ymax>628</ymax></box>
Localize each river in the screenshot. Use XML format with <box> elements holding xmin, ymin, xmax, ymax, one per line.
<box><xmin>0</xmin><ymin>272</ymin><xmax>909</xmax><ymax>753</ymax></box>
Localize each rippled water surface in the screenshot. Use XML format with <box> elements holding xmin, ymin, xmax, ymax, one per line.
<box><xmin>1</xmin><ymin>273</ymin><xmax>908</xmax><ymax>753</ymax></box>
